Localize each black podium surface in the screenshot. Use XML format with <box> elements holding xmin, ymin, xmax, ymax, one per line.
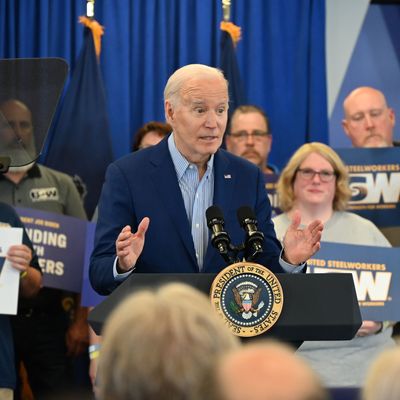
<box><xmin>89</xmin><ymin>272</ymin><xmax>361</xmax><ymax>342</ymax></box>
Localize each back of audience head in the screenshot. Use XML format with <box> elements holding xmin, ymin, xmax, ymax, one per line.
<box><xmin>225</xmin><ymin>105</ymin><xmax>274</xmax><ymax>174</ymax></box>
<box><xmin>363</xmin><ymin>347</ymin><xmax>400</xmax><ymax>400</ymax></box>
<box><xmin>217</xmin><ymin>340</ymin><xmax>329</xmax><ymax>400</ymax></box>
<box><xmin>98</xmin><ymin>282</ymin><xmax>239</xmax><ymax>400</ymax></box>
<box><xmin>131</xmin><ymin>121</ymin><xmax>171</xmax><ymax>152</ymax></box>
<box><xmin>342</xmin><ymin>86</ymin><xmax>396</xmax><ymax>148</ymax></box>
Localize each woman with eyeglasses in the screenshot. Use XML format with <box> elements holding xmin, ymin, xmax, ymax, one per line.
<box><xmin>272</xmin><ymin>142</ymin><xmax>395</xmax><ymax>388</ymax></box>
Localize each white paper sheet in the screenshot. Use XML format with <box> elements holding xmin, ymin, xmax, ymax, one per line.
<box><xmin>0</xmin><ymin>227</ymin><xmax>23</xmax><ymax>315</ymax></box>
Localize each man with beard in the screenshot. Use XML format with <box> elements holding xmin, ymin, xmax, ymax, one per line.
<box><xmin>0</xmin><ymin>99</ymin><xmax>89</xmax><ymax>398</ymax></box>
<box><xmin>225</xmin><ymin>105</ymin><xmax>278</xmax><ymax>174</ymax></box>
<box><xmin>342</xmin><ymin>87</ymin><xmax>397</xmax><ymax>147</ymax></box>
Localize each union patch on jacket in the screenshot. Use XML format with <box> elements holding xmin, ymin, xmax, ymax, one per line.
<box><xmin>210</xmin><ymin>262</ymin><xmax>283</xmax><ymax>337</ymax></box>
<box><xmin>30</xmin><ymin>187</ymin><xmax>59</xmax><ymax>202</ymax></box>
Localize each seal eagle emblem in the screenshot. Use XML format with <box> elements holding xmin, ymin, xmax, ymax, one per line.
<box><xmin>210</xmin><ymin>262</ymin><xmax>284</xmax><ymax>337</ymax></box>
<box><xmin>232</xmin><ymin>282</ymin><xmax>264</xmax><ymax>320</ymax></box>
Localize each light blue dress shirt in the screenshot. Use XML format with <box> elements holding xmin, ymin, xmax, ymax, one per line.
<box><xmin>168</xmin><ymin>133</ymin><xmax>214</xmax><ymax>270</ymax></box>
<box><xmin>113</xmin><ymin>134</ymin><xmax>304</xmax><ymax>279</ymax></box>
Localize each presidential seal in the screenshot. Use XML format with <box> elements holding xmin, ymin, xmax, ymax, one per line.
<box><xmin>210</xmin><ymin>262</ymin><xmax>284</xmax><ymax>337</ymax></box>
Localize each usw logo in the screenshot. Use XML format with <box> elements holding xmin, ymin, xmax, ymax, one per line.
<box><xmin>349</xmin><ymin>172</ymin><xmax>400</xmax><ymax>204</ymax></box>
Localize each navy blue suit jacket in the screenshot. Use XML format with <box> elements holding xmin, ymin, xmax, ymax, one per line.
<box><xmin>89</xmin><ymin>137</ymin><xmax>285</xmax><ymax>295</ymax></box>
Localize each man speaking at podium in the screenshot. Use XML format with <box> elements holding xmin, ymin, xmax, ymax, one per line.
<box><xmin>90</xmin><ymin>64</ymin><xmax>323</xmax><ymax>296</ymax></box>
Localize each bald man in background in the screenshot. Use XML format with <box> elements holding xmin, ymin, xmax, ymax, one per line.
<box><xmin>342</xmin><ymin>86</ymin><xmax>397</xmax><ymax>148</ymax></box>
<box><xmin>342</xmin><ymin>87</ymin><xmax>400</xmax><ymax>339</ymax></box>
<box><xmin>342</xmin><ymin>87</ymin><xmax>400</xmax><ymax>246</ymax></box>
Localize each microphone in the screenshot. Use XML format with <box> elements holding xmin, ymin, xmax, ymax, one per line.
<box><xmin>237</xmin><ymin>206</ymin><xmax>264</xmax><ymax>261</ymax></box>
<box><xmin>206</xmin><ymin>206</ymin><xmax>232</xmax><ymax>263</ymax></box>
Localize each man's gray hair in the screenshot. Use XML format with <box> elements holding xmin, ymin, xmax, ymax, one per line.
<box><xmin>164</xmin><ymin>64</ymin><xmax>228</xmax><ymax>106</ymax></box>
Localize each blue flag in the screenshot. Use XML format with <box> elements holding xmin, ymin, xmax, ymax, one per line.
<box><xmin>219</xmin><ymin>29</ymin><xmax>246</xmax><ymax>115</ymax></box>
<box><xmin>45</xmin><ymin>28</ymin><xmax>113</xmax><ymax>219</ymax></box>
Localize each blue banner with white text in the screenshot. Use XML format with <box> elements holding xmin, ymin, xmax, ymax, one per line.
<box><xmin>15</xmin><ymin>207</ymin><xmax>93</xmax><ymax>293</ymax></box>
<box><xmin>336</xmin><ymin>147</ymin><xmax>400</xmax><ymax>246</ymax></box>
<box><xmin>335</xmin><ymin>147</ymin><xmax>400</xmax><ymax>227</ymax></box>
<box><xmin>309</xmin><ymin>242</ymin><xmax>400</xmax><ymax>320</ymax></box>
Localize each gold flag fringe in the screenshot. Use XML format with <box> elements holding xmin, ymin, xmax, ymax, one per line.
<box><xmin>79</xmin><ymin>16</ymin><xmax>104</xmax><ymax>58</ymax></box>
<box><xmin>220</xmin><ymin>21</ymin><xmax>241</xmax><ymax>47</ymax></box>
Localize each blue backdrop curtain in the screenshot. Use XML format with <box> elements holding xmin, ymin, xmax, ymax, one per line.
<box><xmin>220</xmin><ymin>29</ymin><xmax>247</xmax><ymax>116</ymax></box>
<box><xmin>0</xmin><ymin>0</ymin><xmax>328</xmax><ymax>170</ymax></box>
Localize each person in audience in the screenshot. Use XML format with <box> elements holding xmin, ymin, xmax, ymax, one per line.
<box><xmin>363</xmin><ymin>347</ymin><xmax>400</xmax><ymax>400</ymax></box>
<box><xmin>225</xmin><ymin>104</ymin><xmax>278</xmax><ymax>174</ymax></box>
<box><xmin>217</xmin><ymin>340</ymin><xmax>328</xmax><ymax>400</ymax></box>
<box><xmin>342</xmin><ymin>86</ymin><xmax>397</xmax><ymax>148</ymax></box>
<box><xmin>0</xmin><ymin>99</ymin><xmax>89</xmax><ymax>397</ymax></box>
<box><xmin>97</xmin><ymin>282</ymin><xmax>239</xmax><ymax>400</ymax></box>
<box><xmin>225</xmin><ymin>104</ymin><xmax>281</xmax><ymax>217</ymax></box>
<box><xmin>273</xmin><ymin>142</ymin><xmax>396</xmax><ymax>387</ymax></box>
<box><xmin>342</xmin><ymin>86</ymin><xmax>400</xmax><ymax>334</ymax></box>
<box><xmin>131</xmin><ymin>121</ymin><xmax>171</xmax><ymax>151</ymax></box>
<box><xmin>90</xmin><ymin>64</ymin><xmax>323</xmax><ymax>296</ymax></box>
<box><xmin>0</xmin><ymin>202</ymin><xmax>41</xmax><ymax>400</ymax></box>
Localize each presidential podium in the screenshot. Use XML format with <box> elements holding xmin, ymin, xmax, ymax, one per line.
<box><xmin>89</xmin><ymin>272</ymin><xmax>362</xmax><ymax>344</ymax></box>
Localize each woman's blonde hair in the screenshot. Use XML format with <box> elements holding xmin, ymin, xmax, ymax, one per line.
<box><xmin>277</xmin><ymin>142</ymin><xmax>351</xmax><ymax>212</ymax></box>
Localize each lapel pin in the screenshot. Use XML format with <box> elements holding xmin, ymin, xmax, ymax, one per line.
<box><xmin>224</xmin><ymin>174</ymin><xmax>232</xmax><ymax>179</ymax></box>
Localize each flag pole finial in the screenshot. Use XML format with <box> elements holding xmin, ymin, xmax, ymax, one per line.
<box><xmin>86</xmin><ymin>0</ymin><xmax>95</xmax><ymax>18</ymax></box>
<box><xmin>79</xmin><ymin>0</ymin><xmax>105</xmax><ymax>59</ymax></box>
<box><xmin>222</xmin><ymin>0</ymin><xmax>231</xmax><ymax>22</ymax></box>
